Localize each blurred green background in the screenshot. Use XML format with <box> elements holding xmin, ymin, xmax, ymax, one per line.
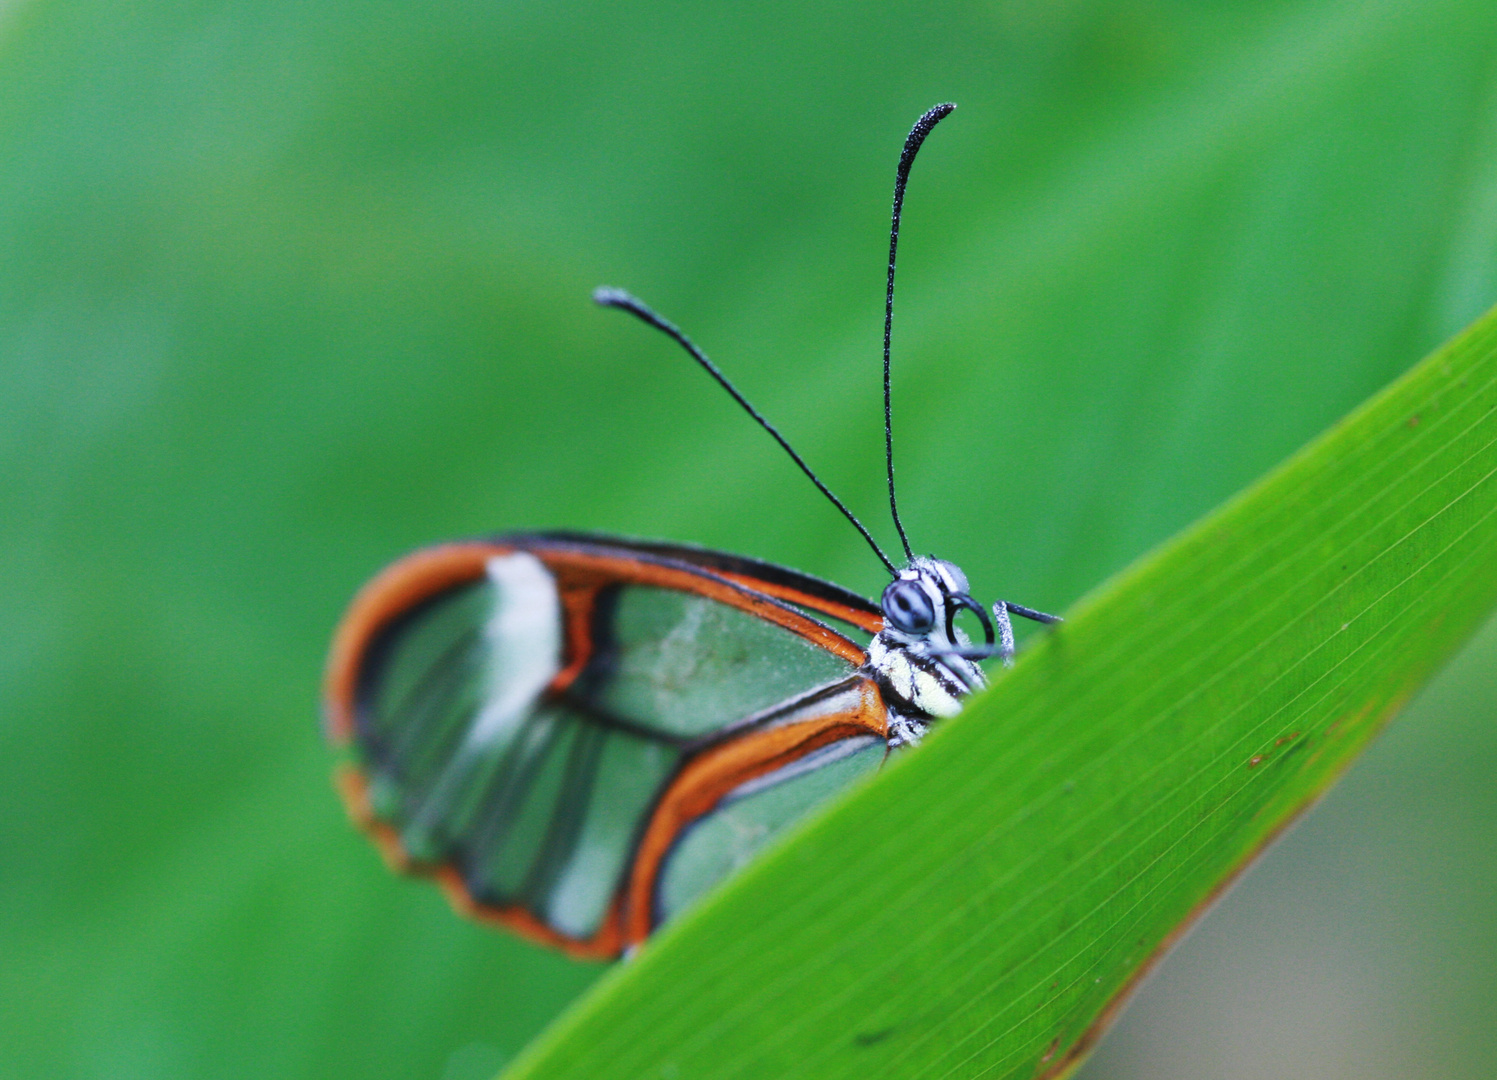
<box><xmin>2</xmin><ymin>0</ymin><xmax>1495</xmax><ymax>1077</ymax></box>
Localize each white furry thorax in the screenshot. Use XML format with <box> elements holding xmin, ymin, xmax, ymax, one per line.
<box><xmin>869</xmin><ymin>557</ymin><xmax>987</xmax><ymax>748</ymax></box>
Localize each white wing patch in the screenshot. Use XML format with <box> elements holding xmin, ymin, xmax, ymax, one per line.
<box><xmin>467</xmin><ymin>552</ymin><xmax>563</xmax><ymax>746</ymax></box>
<box><xmin>402</xmin><ymin>552</ymin><xmax>565</xmax><ymax>849</ymax></box>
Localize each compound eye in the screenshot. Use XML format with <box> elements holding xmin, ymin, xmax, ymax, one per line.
<box><xmin>882</xmin><ymin>580</ymin><xmax>937</xmax><ymax>634</ymax></box>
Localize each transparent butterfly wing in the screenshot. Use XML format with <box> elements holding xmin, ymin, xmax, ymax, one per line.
<box><xmin>326</xmin><ymin>536</ymin><xmax>888</xmax><ymax>955</ymax></box>
<box><xmin>654</xmin><ymin>728</ymin><xmax>886</xmax><ymax>925</ymax></box>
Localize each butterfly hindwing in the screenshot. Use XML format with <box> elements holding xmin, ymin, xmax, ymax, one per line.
<box><xmin>325</xmin><ymin>534</ymin><xmax>888</xmax><ymax>957</ymax></box>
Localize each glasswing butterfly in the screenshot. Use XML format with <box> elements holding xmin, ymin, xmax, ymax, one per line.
<box><xmin>323</xmin><ymin>104</ymin><xmax>1060</xmax><ymax>959</ymax></box>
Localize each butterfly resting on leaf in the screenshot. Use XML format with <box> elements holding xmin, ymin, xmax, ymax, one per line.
<box><xmin>323</xmin><ymin>104</ymin><xmax>1060</xmax><ymax>959</ymax></box>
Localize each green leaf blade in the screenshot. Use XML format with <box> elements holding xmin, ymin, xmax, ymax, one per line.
<box><xmin>505</xmin><ymin>306</ymin><xmax>1497</xmax><ymax>1080</ymax></box>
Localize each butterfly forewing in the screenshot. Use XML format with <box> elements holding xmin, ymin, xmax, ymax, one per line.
<box><xmin>327</xmin><ymin>535</ymin><xmax>889</xmax><ymax>956</ymax></box>
<box><xmin>576</xmin><ymin>584</ymin><xmax>858</xmax><ymax>738</ymax></box>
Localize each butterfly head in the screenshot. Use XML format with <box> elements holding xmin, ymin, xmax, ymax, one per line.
<box><xmin>879</xmin><ymin>557</ymin><xmax>994</xmax><ymax>653</ymax></box>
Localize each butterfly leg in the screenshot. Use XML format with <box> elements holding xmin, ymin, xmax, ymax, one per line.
<box><xmin>886</xmin><ymin>713</ymin><xmax>927</xmax><ymax>749</ymax></box>
<box><xmin>991</xmin><ymin>601</ymin><xmax>1017</xmax><ymax>668</ymax></box>
<box><xmin>991</xmin><ymin>600</ymin><xmax>1063</xmax><ymax>667</ymax></box>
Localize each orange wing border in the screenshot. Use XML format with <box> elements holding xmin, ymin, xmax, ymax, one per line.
<box><xmin>622</xmin><ymin>678</ymin><xmax>888</xmax><ymax>945</ymax></box>
<box><xmin>323</xmin><ymin>534</ymin><xmax>890</xmax><ymax>958</ymax></box>
<box><xmin>505</xmin><ymin>531</ymin><xmax>886</xmax><ymax>636</ymax></box>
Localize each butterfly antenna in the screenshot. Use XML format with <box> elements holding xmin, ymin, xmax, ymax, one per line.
<box><xmin>884</xmin><ymin>102</ymin><xmax>956</xmax><ymax>564</ymax></box>
<box><xmin>594</xmin><ymin>287</ymin><xmax>898</xmax><ymax>575</ymax></box>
